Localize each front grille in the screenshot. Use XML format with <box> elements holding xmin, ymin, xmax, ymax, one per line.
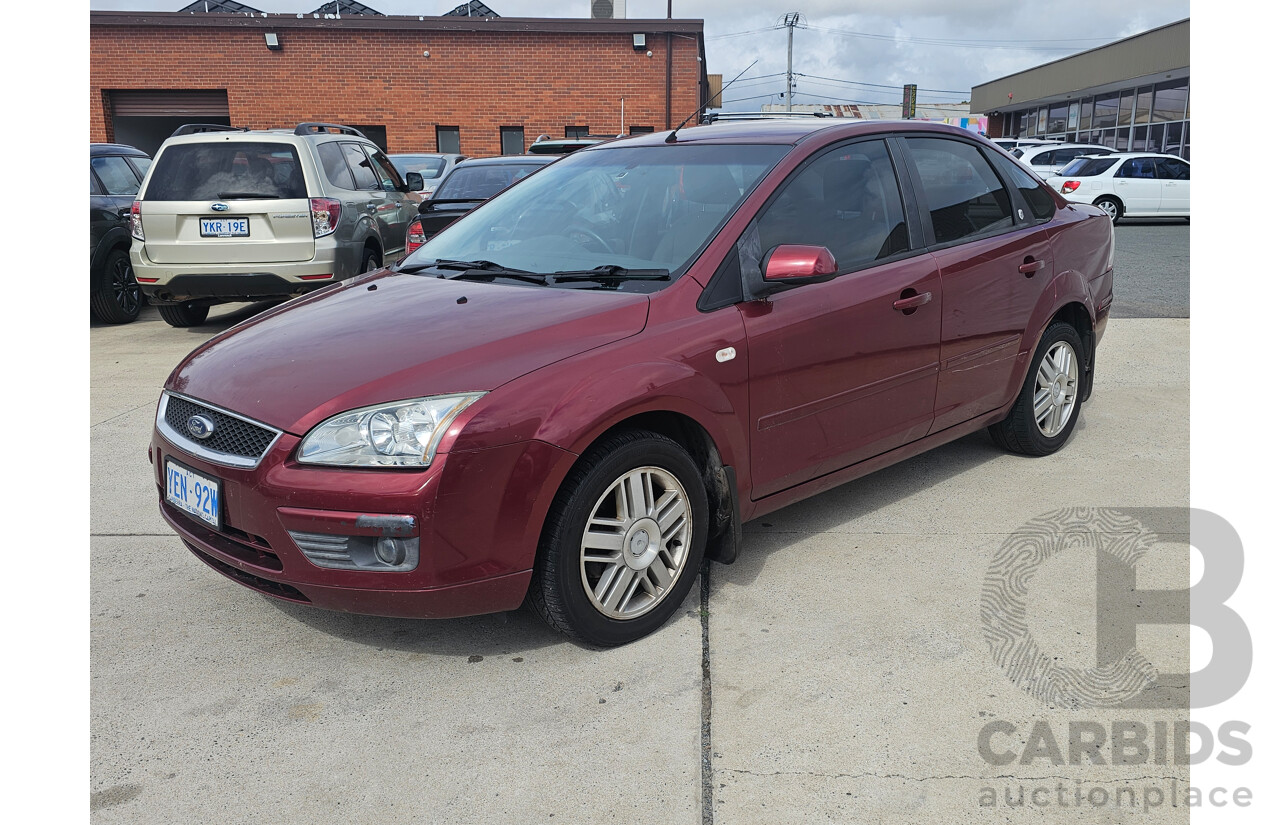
<box><xmin>163</xmin><ymin>500</ymin><xmax>283</xmax><ymax>571</ymax></box>
<box><xmin>160</xmin><ymin>392</ymin><xmax>280</xmax><ymax>467</ymax></box>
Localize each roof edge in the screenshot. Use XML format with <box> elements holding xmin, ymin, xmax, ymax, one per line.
<box><xmin>89</xmin><ymin>10</ymin><xmax>705</xmax><ymax>34</ymax></box>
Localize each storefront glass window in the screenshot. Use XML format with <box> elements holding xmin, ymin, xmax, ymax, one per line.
<box><xmin>1152</xmin><ymin>80</ymin><xmax>1187</xmax><ymax>122</ymax></box>
<box><xmin>1047</xmin><ymin>104</ymin><xmax>1068</xmax><ymax>134</ymax></box>
<box><xmin>1094</xmin><ymin>94</ymin><xmax>1119</xmax><ymax>129</ymax></box>
<box><xmin>1118</xmin><ymin>90</ymin><xmax>1135</xmax><ymax>127</ymax></box>
<box><xmin>1078</xmin><ymin>98</ymin><xmax>1093</xmax><ymax>131</ymax></box>
<box><xmin>1134</xmin><ymin>86</ymin><xmax>1154</xmax><ymax>124</ymax></box>
<box><xmin>1163</xmin><ymin>121</ymin><xmax>1183</xmax><ymax>155</ymax></box>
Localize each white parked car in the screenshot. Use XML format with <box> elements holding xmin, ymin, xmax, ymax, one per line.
<box><xmin>991</xmin><ymin>137</ymin><xmax>1061</xmax><ymax>152</ymax></box>
<box><xmin>389</xmin><ymin>153</ymin><xmax>467</xmax><ymax>199</ymax></box>
<box><xmin>1014</xmin><ymin>143</ymin><xmax>1114</xmax><ymax>178</ymax></box>
<box><xmin>1045</xmin><ymin>153</ymin><xmax>1190</xmax><ymax>223</ymax></box>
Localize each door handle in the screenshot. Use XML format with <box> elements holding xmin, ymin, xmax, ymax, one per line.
<box><xmin>1019</xmin><ymin>259</ymin><xmax>1045</xmax><ymax>275</ymax></box>
<box><xmin>893</xmin><ymin>291</ymin><xmax>932</xmax><ymax>312</ymax></box>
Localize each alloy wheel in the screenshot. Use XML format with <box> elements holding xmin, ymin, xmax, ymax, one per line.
<box><xmin>1033</xmin><ymin>341</ymin><xmax>1079</xmax><ymax>437</ymax></box>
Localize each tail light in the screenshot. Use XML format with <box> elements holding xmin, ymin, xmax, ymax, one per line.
<box><xmin>405</xmin><ymin>217</ymin><xmax>427</xmax><ymax>255</ymax></box>
<box><xmin>1060</xmin><ymin>180</ymin><xmax>1081</xmax><ymax>193</ymax></box>
<box><xmin>129</xmin><ymin>201</ymin><xmax>144</xmax><ymax>241</ymax></box>
<box><xmin>310</xmin><ymin>198</ymin><xmax>341</xmax><ymax>237</ymax></box>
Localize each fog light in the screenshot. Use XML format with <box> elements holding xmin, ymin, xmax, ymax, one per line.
<box><xmin>375</xmin><ymin>537</ymin><xmax>406</xmax><ymax>566</ymax></box>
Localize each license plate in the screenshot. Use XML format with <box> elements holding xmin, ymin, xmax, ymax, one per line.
<box><xmin>165</xmin><ymin>458</ymin><xmax>222</xmax><ymax>530</ymax></box>
<box><xmin>200</xmin><ymin>217</ymin><xmax>249</xmax><ymax>237</ymax></box>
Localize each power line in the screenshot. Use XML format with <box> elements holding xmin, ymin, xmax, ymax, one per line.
<box><xmin>706</xmin><ymin>26</ymin><xmax>782</xmax><ymax>41</ymax></box>
<box><xmin>796</xmin><ymin>72</ymin><xmax>968</xmax><ymax>96</ymax></box>
<box><xmin>800</xmin><ymin>23</ymin><xmax>1113</xmax><ymax>51</ymax></box>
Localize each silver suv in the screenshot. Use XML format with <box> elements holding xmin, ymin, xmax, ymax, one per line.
<box><xmin>130</xmin><ymin>123</ymin><xmax>422</xmax><ymax>327</ymax></box>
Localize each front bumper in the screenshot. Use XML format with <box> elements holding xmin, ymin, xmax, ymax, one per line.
<box><xmin>151</xmin><ymin>421</ymin><xmax>575</xmax><ymax>619</ymax></box>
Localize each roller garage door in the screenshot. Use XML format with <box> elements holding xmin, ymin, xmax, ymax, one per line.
<box><xmin>108</xmin><ymin>90</ymin><xmax>230</xmax><ymax>157</ymax></box>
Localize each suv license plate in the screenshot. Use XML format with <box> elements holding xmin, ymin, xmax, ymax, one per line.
<box><xmin>165</xmin><ymin>458</ymin><xmax>222</xmax><ymax>530</ymax></box>
<box><xmin>200</xmin><ymin>217</ymin><xmax>249</xmax><ymax>237</ymax></box>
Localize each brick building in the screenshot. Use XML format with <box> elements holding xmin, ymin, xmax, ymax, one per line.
<box><xmin>89</xmin><ymin>10</ymin><xmax>708</xmax><ymax>157</ymax></box>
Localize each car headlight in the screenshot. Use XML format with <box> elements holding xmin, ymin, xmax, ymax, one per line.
<box><xmin>297</xmin><ymin>393</ymin><xmax>484</xmax><ymax>468</ymax></box>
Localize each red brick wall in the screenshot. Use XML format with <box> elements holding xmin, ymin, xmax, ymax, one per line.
<box><xmin>90</xmin><ymin>23</ymin><xmax>703</xmax><ymax>155</ymax></box>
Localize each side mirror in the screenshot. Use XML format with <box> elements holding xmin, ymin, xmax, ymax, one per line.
<box><xmin>404</xmin><ymin>172</ymin><xmax>424</xmax><ymax>191</ymax></box>
<box><xmin>756</xmin><ymin>245</ymin><xmax>838</xmax><ymax>296</ymax></box>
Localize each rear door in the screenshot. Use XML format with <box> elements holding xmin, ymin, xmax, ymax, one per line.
<box><xmin>1112</xmin><ymin>157</ymin><xmax>1161</xmax><ymax>214</ymax></box>
<box><xmin>90</xmin><ymin>154</ymin><xmax>143</xmax><ymax>248</ymax></box>
<box><xmin>898</xmin><ymin>135</ymin><xmax>1053</xmax><ymax>433</ymax></box>
<box><xmin>740</xmin><ymin>138</ymin><xmax>942</xmax><ymax>498</ymax></box>
<box><xmin>1156</xmin><ymin>157</ymin><xmax>1191</xmax><ymax>214</ymax></box>
<box><xmin>139</xmin><ymin>140</ymin><xmax>315</xmax><ymax>265</ymax></box>
<box><xmin>363</xmin><ymin>146</ymin><xmax>413</xmax><ymax>255</ymax></box>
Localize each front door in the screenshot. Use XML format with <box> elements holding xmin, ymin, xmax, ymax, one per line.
<box><xmin>1113</xmin><ymin>156</ymin><xmax>1162</xmax><ymax>215</ymax></box>
<box><xmin>739</xmin><ymin>138</ymin><xmax>942</xmax><ymax>499</ymax></box>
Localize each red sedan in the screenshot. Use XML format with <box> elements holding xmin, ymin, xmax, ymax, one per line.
<box><xmin>152</xmin><ymin>118</ymin><xmax>1113</xmax><ymax>646</ymax></box>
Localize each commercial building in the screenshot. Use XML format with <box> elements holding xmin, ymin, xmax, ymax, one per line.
<box><xmin>970</xmin><ymin>18</ymin><xmax>1189</xmax><ymax>159</ymax></box>
<box><xmin>89</xmin><ymin>5</ymin><xmax>707</xmax><ymax>157</ymax></box>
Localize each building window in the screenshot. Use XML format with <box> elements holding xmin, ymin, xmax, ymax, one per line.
<box><xmin>565</xmin><ymin>125</ymin><xmax>590</xmax><ymax>139</ymax></box>
<box><xmin>1078</xmin><ymin>98</ymin><xmax>1093</xmax><ymax>132</ymax></box>
<box><xmin>1163</xmin><ymin>121</ymin><xmax>1184</xmax><ymax>156</ymax></box>
<box><xmin>629</xmin><ymin>125</ymin><xmax>655</xmax><ymax>135</ymax></box>
<box><xmin>500</xmin><ymin>126</ymin><xmax>525</xmax><ymax>155</ymax></box>
<box><xmin>1134</xmin><ymin>86</ymin><xmax>1154</xmax><ymax>125</ymax></box>
<box><xmin>437</xmin><ymin>126</ymin><xmax>461</xmax><ymax>154</ymax></box>
<box><xmin>1118</xmin><ymin>90</ymin><xmax>1135</xmax><ymax>128</ymax></box>
<box><xmin>1047</xmin><ymin>103</ymin><xmax>1068</xmax><ymax>134</ymax></box>
<box><xmin>352</xmin><ymin>125</ymin><xmax>388</xmax><ymax>152</ymax></box>
<box><xmin>1152</xmin><ymin>80</ymin><xmax>1188</xmax><ymax>123</ymax></box>
<box><xmin>1094</xmin><ymin>94</ymin><xmax>1119</xmax><ymax>129</ymax></box>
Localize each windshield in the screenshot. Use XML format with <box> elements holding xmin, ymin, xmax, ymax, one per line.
<box><xmin>1059</xmin><ymin>156</ymin><xmax>1120</xmax><ymax>177</ymax></box>
<box><xmin>402</xmin><ymin>144</ymin><xmax>788</xmax><ymax>285</ymax></box>
<box><xmin>392</xmin><ymin>156</ymin><xmax>447</xmax><ymax>179</ymax></box>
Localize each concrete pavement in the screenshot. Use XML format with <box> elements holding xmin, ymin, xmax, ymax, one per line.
<box><xmin>91</xmin><ymin>304</ymin><xmax>1189</xmax><ymax>824</ymax></box>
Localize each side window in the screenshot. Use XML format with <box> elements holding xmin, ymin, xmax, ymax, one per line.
<box><xmin>991</xmin><ymin>153</ymin><xmax>1056</xmax><ymax>223</ymax></box>
<box><xmin>91</xmin><ymin>156</ymin><xmax>141</xmax><ymax>196</ymax></box>
<box><xmin>129</xmin><ymin>156</ymin><xmax>152</xmax><ymax>180</ymax></box>
<box><xmin>1156</xmin><ymin>158</ymin><xmax>1190</xmax><ymax>180</ymax></box>
<box><xmin>1117</xmin><ymin>158</ymin><xmax>1156</xmax><ymax>179</ymax></box>
<box><xmin>1030</xmin><ymin>149</ymin><xmax>1054</xmax><ymax>166</ymax></box>
<box><xmin>317</xmin><ymin>143</ymin><xmax>355</xmax><ymax>190</ymax></box>
<box><xmin>756</xmin><ymin>139</ymin><xmax>909</xmax><ymax>271</ymax></box>
<box><xmin>365</xmin><ymin>148</ymin><xmax>405</xmax><ymax>191</ymax></box>
<box><xmin>341</xmin><ymin>142</ymin><xmax>380</xmax><ymax>190</ymax></box>
<box><xmin>90</xmin><ymin>168</ymin><xmax>102</xmax><ymax>195</ymax></box>
<box><xmin>904</xmin><ymin>137</ymin><xmax>1014</xmax><ymax>245</ymax></box>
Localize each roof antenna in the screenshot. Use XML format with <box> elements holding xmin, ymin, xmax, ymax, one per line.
<box><xmin>665</xmin><ymin>59</ymin><xmax>757</xmax><ymax>143</ymax></box>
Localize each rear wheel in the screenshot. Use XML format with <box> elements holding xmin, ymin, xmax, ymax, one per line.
<box><xmin>1094</xmin><ymin>196</ymin><xmax>1122</xmax><ymax>224</ymax></box>
<box><xmin>989</xmin><ymin>322</ymin><xmax>1086</xmax><ymax>456</ymax></box>
<box><xmin>90</xmin><ymin>248</ymin><xmax>142</xmax><ymax>324</ymax></box>
<box><xmin>527</xmin><ymin>430</ymin><xmax>708</xmax><ymax>647</ymax></box>
<box><xmin>360</xmin><ymin>247</ymin><xmax>381</xmax><ymax>273</ymax></box>
<box><xmin>158</xmin><ymin>302</ymin><xmax>210</xmax><ymax>328</ymax></box>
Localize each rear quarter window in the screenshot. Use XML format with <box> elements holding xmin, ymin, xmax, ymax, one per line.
<box><xmin>992</xmin><ymin>154</ymin><xmax>1056</xmax><ymax>222</ymax></box>
<box><xmin>1059</xmin><ymin>157</ymin><xmax>1120</xmax><ymax>177</ymax></box>
<box><xmin>144</xmin><ymin>142</ymin><xmax>305</xmax><ymax>200</ymax></box>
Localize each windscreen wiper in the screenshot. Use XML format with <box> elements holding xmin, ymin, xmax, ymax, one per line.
<box><xmin>551</xmin><ymin>265</ymin><xmax>671</xmax><ymax>283</ymax></box>
<box><xmin>395</xmin><ymin>258</ymin><xmax>548</xmax><ymax>284</ymax></box>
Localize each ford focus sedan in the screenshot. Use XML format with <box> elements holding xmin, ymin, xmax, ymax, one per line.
<box><xmin>151</xmin><ymin>119</ymin><xmax>1114</xmax><ymax>647</ymax></box>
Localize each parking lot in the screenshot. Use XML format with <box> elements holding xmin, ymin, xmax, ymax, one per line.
<box><xmin>91</xmin><ymin>224</ymin><xmax>1190</xmax><ymax>824</ymax></box>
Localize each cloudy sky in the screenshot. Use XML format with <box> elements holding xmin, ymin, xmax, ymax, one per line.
<box><xmin>88</xmin><ymin>0</ymin><xmax>1191</xmax><ymax>107</ymax></box>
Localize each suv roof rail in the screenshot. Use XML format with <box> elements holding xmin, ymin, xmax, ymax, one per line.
<box><xmin>294</xmin><ymin>122</ymin><xmax>368</xmax><ymax>138</ymax></box>
<box><xmin>700</xmin><ymin>111</ymin><xmax>832</xmax><ymax>124</ymax></box>
<box><xmin>171</xmin><ymin>123</ymin><xmax>249</xmax><ymax>137</ymax></box>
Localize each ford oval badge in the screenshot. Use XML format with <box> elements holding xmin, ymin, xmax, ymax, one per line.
<box><xmin>211</xmin><ymin>202</ymin><xmax>230</xmax><ymax>212</ymax></box>
<box><xmin>187</xmin><ymin>415</ymin><xmax>216</xmax><ymax>440</ymax></box>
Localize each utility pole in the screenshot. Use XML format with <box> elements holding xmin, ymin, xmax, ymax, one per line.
<box><xmin>783</xmin><ymin>12</ymin><xmax>800</xmax><ymax>112</ymax></box>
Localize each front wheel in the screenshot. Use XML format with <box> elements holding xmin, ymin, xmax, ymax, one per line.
<box><xmin>988</xmin><ymin>322</ymin><xmax>1086</xmax><ymax>456</ymax></box>
<box><xmin>527</xmin><ymin>430</ymin><xmax>708</xmax><ymax>647</ymax></box>
<box><xmin>158</xmin><ymin>301</ymin><xmax>210</xmax><ymax>328</ymax></box>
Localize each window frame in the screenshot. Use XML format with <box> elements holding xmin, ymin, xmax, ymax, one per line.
<box><xmin>897</xmin><ymin>134</ymin><xmax>1024</xmax><ymax>251</ymax></box>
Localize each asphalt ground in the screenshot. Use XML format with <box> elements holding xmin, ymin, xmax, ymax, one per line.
<box><xmin>90</xmin><ymin>225</ymin><xmax>1191</xmax><ymax>823</ymax></box>
<box><xmin>1109</xmin><ymin>219</ymin><xmax>1190</xmax><ymax>318</ymax></box>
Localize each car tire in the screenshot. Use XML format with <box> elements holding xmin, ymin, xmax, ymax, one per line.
<box><xmin>90</xmin><ymin>248</ymin><xmax>142</xmax><ymax>325</ymax></box>
<box><xmin>527</xmin><ymin>429</ymin><xmax>708</xmax><ymax>647</ymax></box>
<box><xmin>1094</xmin><ymin>196</ymin><xmax>1123</xmax><ymax>224</ymax></box>
<box><xmin>360</xmin><ymin>247</ymin><xmax>381</xmax><ymax>273</ymax></box>
<box><xmin>988</xmin><ymin>321</ymin><xmax>1086</xmax><ymax>457</ymax></box>
<box><xmin>158</xmin><ymin>302</ymin><xmax>210</xmax><ymax>328</ymax></box>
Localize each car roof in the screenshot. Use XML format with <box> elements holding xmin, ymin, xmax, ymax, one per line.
<box><xmin>590</xmin><ymin>118</ymin><xmax>988</xmax><ymax>149</ymax></box>
<box><xmin>1101</xmin><ymin>151</ymin><xmax>1188</xmax><ymax>160</ymax></box>
<box><xmin>456</xmin><ymin>155</ymin><xmax>558</xmax><ymax>167</ymax></box>
<box><xmin>1024</xmin><ymin>143</ymin><xmax>1112</xmax><ymax>152</ymax></box>
<box><xmin>91</xmin><ymin>142</ymin><xmax>149</xmax><ymax>158</ymax></box>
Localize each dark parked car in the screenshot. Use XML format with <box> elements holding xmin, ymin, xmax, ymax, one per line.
<box><xmin>90</xmin><ymin>143</ymin><xmax>150</xmax><ymax>323</ymax></box>
<box><xmin>405</xmin><ymin>155</ymin><xmax>557</xmax><ymax>254</ymax></box>
<box><xmin>152</xmin><ymin>119</ymin><xmax>1113</xmax><ymax>647</ymax></box>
